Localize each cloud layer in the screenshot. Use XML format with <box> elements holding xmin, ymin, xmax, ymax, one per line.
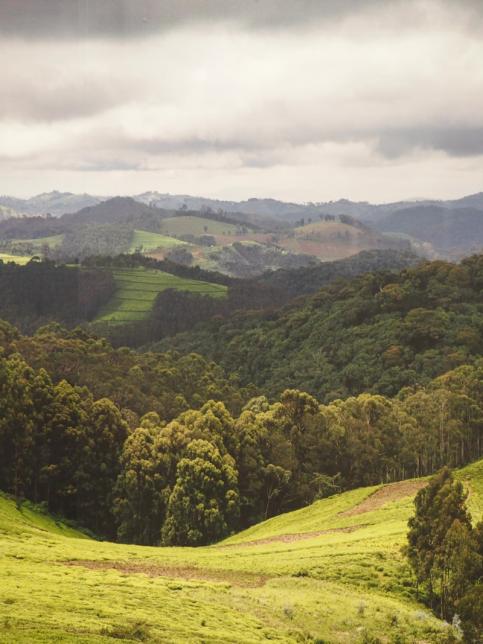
<box><xmin>1</xmin><ymin>0</ymin><xmax>482</xmax><ymax>200</ymax></box>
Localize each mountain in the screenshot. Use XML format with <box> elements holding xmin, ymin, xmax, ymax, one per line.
<box><xmin>1</xmin><ymin>190</ymin><xmax>482</xmax><ymax>262</ymax></box>
<box><xmin>60</xmin><ymin>196</ymin><xmax>171</xmax><ymax>226</ymax></box>
<box><xmin>2</xmin><ymin>189</ymin><xmax>482</xmax><ymax>223</ymax></box>
<box><xmin>0</xmin><ymin>191</ymin><xmax>104</xmax><ymax>217</ymax></box>
<box><xmin>378</xmin><ymin>205</ymin><xmax>483</xmax><ymax>256</ymax></box>
<box><xmin>133</xmin><ymin>190</ymin><xmax>483</xmax><ymax>225</ymax></box>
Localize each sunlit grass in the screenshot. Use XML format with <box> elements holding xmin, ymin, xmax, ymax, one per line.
<box><xmin>1</xmin><ymin>460</ymin><xmax>480</xmax><ymax>642</ymax></box>
<box><xmin>95</xmin><ymin>267</ymin><xmax>227</xmax><ymax>323</ymax></box>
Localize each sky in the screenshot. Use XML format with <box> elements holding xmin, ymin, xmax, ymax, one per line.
<box><xmin>1</xmin><ymin>0</ymin><xmax>482</xmax><ymax>203</ymax></box>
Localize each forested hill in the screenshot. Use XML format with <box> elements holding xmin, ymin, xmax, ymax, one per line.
<box><xmin>155</xmin><ymin>254</ymin><xmax>483</xmax><ymax>401</ymax></box>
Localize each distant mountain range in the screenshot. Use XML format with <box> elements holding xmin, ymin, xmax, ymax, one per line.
<box><xmin>1</xmin><ymin>190</ymin><xmax>482</xmax><ymax>259</ymax></box>
<box><xmin>2</xmin><ymin>189</ymin><xmax>483</xmax><ymax>222</ymax></box>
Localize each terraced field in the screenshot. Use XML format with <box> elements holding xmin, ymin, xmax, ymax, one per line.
<box><xmin>1</xmin><ymin>459</ymin><xmax>480</xmax><ymax>643</ymax></box>
<box><xmin>95</xmin><ymin>267</ymin><xmax>227</xmax><ymax>323</ymax></box>
<box><xmin>129</xmin><ymin>230</ymin><xmax>190</xmax><ymax>253</ymax></box>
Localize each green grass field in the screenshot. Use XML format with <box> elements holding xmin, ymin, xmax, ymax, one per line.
<box><xmin>2</xmin><ymin>459</ymin><xmax>481</xmax><ymax>642</ymax></box>
<box><xmin>160</xmin><ymin>216</ymin><xmax>243</xmax><ymax>237</ymax></box>
<box><xmin>129</xmin><ymin>230</ymin><xmax>190</xmax><ymax>253</ymax></box>
<box><xmin>9</xmin><ymin>235</ymin><xmax>64</xmax><ymax>250</ymax></box>
<box><xmin>95</xmin><ymin>267</ymin><xmax>227</xmax><ymax>323</ymax></box>
<box><xmin>0</xmin><ymin>253</ymin><xmax>33</xmax><ymax>265</ymax></box>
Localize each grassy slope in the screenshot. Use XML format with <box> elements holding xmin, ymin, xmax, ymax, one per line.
<box><xmin>9</xmin><ymin>235</ymin><xmax>65</xmax><ymax>249</ymax></box>
<box><xmin>95</xmin><ymin>267</ymin><xmax>227</xmax><ymax>323</ymax></box>
<box><xmin>3</xmin><ymin>461</ymin><xmax>481</xmax><ymax>643</ymax></box>
<box><xmin>160</xmin><ymin>216</ymin><xmax>242</xmax><ymax>236</ymax></box>
<box><xmin>129</xmin><ymin>230</ymin><xmax>190</xmax><ymax>253</ymax></box>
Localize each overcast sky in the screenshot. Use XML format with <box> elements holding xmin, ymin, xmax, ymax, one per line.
<box><xmin>1</xmin><ymin>0</ymin><xmax>482</xmax><ymax>202</ymax></box>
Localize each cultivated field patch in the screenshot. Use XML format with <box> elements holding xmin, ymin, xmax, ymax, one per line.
<box><xmin>95</xmin><ymin>266</ymin><xmax>227</xmax><ymax>323</ymax></box>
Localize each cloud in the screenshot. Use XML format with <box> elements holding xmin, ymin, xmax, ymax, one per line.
<box><xmin>377</xmin><ymin>128</ymin><xmax>483</xmax><ymax>158</ymax></box>
<box><xmin>0</xmin><ymin>0</ymin><xmax>482</xmax><ymax>39</ymax></box>
<box><xmin>0</xmin><ymin>0</ymin><xmax>482</xmax><ymax>201</ymax></box>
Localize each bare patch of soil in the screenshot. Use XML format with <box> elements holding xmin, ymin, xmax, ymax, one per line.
<box><xmin>340</xmin><ymin>480</ymin><xmax>427</xmax><ymax>517</ymax></box>
<box><xmin>220</xmin><ymin>524</ymin><xmax>365</xmax><ymax>548</ymax></box>
<box><xmin>63</xmin><ymin>560</ymin><xmax>268</xmax><ymax>587</ymax></box>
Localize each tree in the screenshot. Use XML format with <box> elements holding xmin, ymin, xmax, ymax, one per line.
<box><xmin>162</xmin><ymin>439</ymin><xmax>239</xmax><ymax>546</ymax></box>
<box><xmin>407</xmin><ymin>468</ymin><xmax>471</xmax><ymax>602</ymax></box>
<box><xmin>78</xmin><ymin>398</ymin><xmax>129</xmax><ymax>537</ymax></box>
<box><xmin>0</xmin><ymin>354</ymin><xmax>35</xmax><ymax>503</ymax></box>
<box><xmin>114</xmin><ymin>426</ymin><xmax>171</xmax><ymax>545</ymax></box>
<box><xmin>406</xmin><ymin>467</ymin><xmax>482</xmax><ymax>634</ymax></box>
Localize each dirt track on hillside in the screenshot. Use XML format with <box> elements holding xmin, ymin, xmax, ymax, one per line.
<box><xmin>219</xmin><ymin>524</ymin><xmax>366</xmax><ymax>548</ymax></box>
<box><xmin>339</xmin><ymin>480</ymin><xmax>427</xmax><ymax>517</ymax></box>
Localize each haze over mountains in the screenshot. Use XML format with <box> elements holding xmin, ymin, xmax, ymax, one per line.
<box><xmin>1</xmin><ymin>189</ymin><xmax>482</xmax><ymax>262</ymax></box>
<box><xmin>2</xmin><ymin>189</ymin><xmax>483</xmax><ymax>223</ymax></box>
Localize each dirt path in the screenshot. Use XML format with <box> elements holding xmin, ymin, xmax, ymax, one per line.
<box><xmin>63</xmin><ymin>560</ymin><xmax>268</xmax><ymax>587</ymax></box>
<box><xmin>339</xmin><ymin>480</ymin><xmax>427</xmax><ymax>517</ymax></box>
<box><xmin>219</xmin><ymin>524</ymin><xmax>365</xmax><ymax>548</ymax></box>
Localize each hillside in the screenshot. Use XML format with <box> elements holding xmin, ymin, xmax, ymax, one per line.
<box><xmin>256</xmin><ymin>249</ymin><xmax>420</xmax><ymax>298</ymax></box>
<box><xmin>378</xmin><ymin>205</ymin><xmax>483</xmax><ymax>256</ymax></box>
<box><xmin>157</xmin><ymin>255</ymin><xmax>483</xmax><ymax>400</ymax></box>
<box><xmin>0</xmin><ymin>196</ymin><xmax>427</xmax><ymax>276</ymax></box>
<box><xmin>0</xmin><ymin>191</ymin><xmax>103</xmax><ymax>217</ymax></box>
<box><xmin>95</xmin><ymin>266</ymin><xmax>227</xmax><ymax>323</ymax></box>
<box><xmin>1</xmin><ymin>460</ymin><xmax>480</xmax><ymax>642</ymax></box>
<box><xmin>130</xmin><ymin>230</ymin><xmax>189</xmax><ymax>253</ymax></box>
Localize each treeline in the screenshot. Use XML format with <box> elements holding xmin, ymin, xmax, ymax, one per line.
<box><xmin>157</xmin><ymin>254</ymin><xmax>483</xmax><ymax>401</ymax></box>
<box><xmin>0</xmin><ymin>260</ymin><xmax>114</xmax><ymax>332</ymax></box>
<box><xmin>0</xmin><ymin>320</ymin><xmax>481</xmax><ymax>545</ymax></box>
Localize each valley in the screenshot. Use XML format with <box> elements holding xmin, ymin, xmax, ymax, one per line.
<box><xmin>2</xmin><ymin>459</ymin><xmax>481</xmax><ymax>643</ymax></box>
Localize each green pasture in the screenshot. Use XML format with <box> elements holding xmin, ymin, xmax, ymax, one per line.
<box><xmin>2</xmin><ymin>460</ymin><xmax>480</xmax><ymax>642</ymax></box>
<box><xmin>129</xmin><ymin>230</ymin><xmax>190</xmax><ymax>253</ymax></box>
<box><xmin>160</xmin><ymin>216</ymin><xmax>244</xmax><ymax>237</ymax></box>
<box><xmin>10</xmin><ymin>235</ymin><xmax>64</xmax><ymax>249</ymax></box>
<box><xmin>95</xmin><ymin>267</ymin><xmax>227</xmax><ymax>323</ymax></box>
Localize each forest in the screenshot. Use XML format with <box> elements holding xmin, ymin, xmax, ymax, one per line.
<box><xmin>159</xmin><ymin>254</ymin><xmax>483</xmax><ymax>400</ymax></box>
<box><xmin>0</xmin><ymin>258</ymin><xmax>481</xmax><ymax>547</ymax></box>
<box><xmin>0</xmin><ymin>250</ymin><xmax>481</xmax><ymax>642</ymax></box>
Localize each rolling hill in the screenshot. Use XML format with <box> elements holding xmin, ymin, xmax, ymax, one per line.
<box><xmin>1</xmin><ymin>459</ymin><xmax>480</xmax><ymax>642</ymax></box>
<box><xmin>129</xmin><ymin>230</ymin><xmax>190</xmax><ymax>253</ymax></box>
<box><xmin>377</xmin><ymin>206</ymin><xmax>483</xmax><ymax>257</ymax></box>
<box><xmin>0</xmin><ymin>191</ymin><xmax>103</xmax><ymax>217</ymax></box>
<box><xmin>157</xmin><ymin>255</ymin><xmax>483</xmax><ymax>400</ymax></box>
<box><xmin>160</xmin><ymin>215</ymin><xmax>248</xmax><ymax>237</ymax></box>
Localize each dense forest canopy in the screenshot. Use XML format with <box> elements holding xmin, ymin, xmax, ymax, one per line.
<box><xmin>157</xmin><ymin>254</ymin><xmax>483</xmax><ymax>401</ymax></box>
<box><xmin>0</xmin><ymin>318</ymin><xmax>481</xmax><ymax>545</ymax></box>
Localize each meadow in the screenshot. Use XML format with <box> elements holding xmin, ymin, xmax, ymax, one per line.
<box><xmin>95</xmin><ymin>267</ymin><xmax>227</xmax><ymax>323</ymax></box>
<box><xmin>11</xmin><ymin>234</ymin><xmax>64</xmax><ymax>249</ymax></box>
<box><xmin>1</xmin><ymin>459</ymin><xmax>481</xmax><ymax>642</ymax></box>
<box><xmin>129</xmin><ymin>230</ymin><xmax>191</xmax><ymax>253</ymax></box>
<box><xmin>160</xmin><ymin>216</ymin><xmax>244</xmax><ymax>237</ymax></box>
